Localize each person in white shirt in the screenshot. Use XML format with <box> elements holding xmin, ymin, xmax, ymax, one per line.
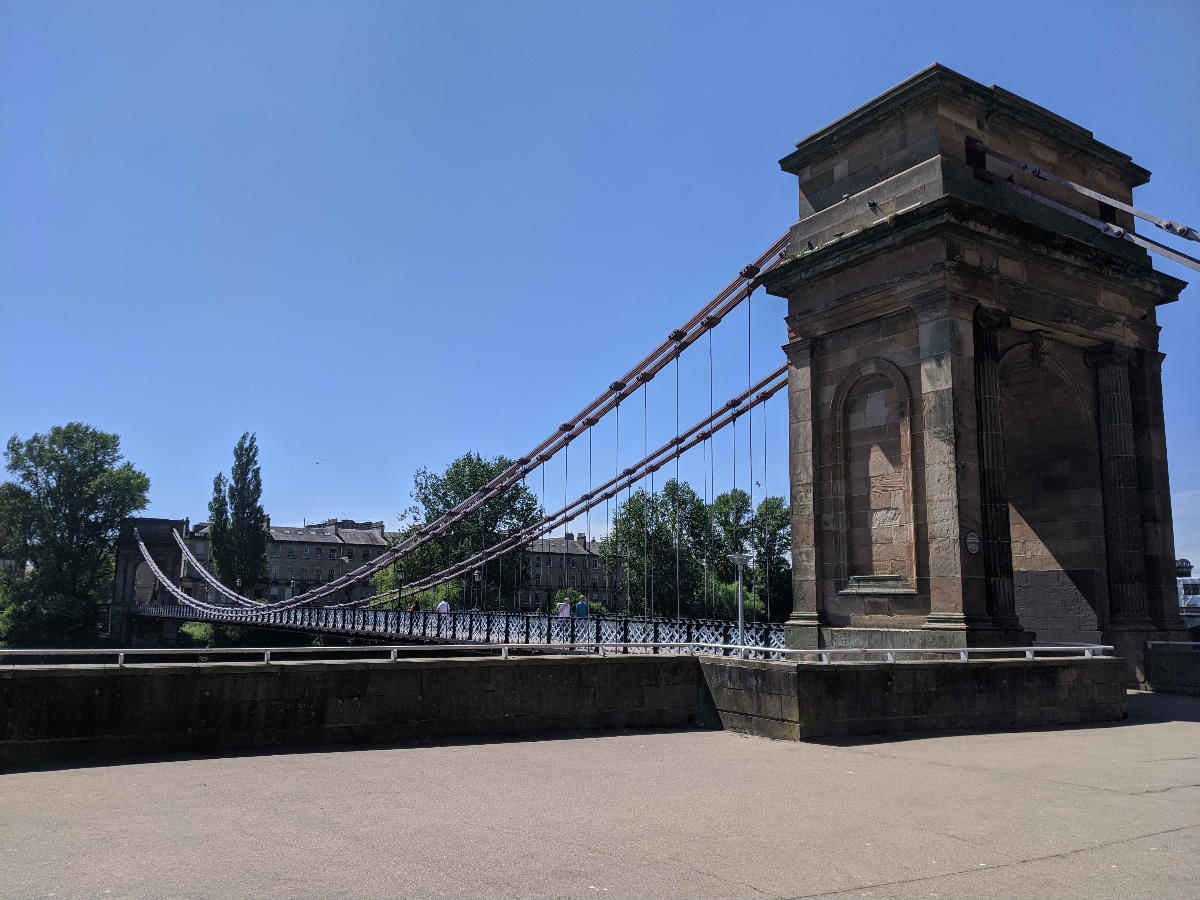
<box><xmin>436</xmin><ymin>598</ymin><xmax>450</xmax><ymax>615</ymax></box>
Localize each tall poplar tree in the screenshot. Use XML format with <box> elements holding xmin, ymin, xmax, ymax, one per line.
<box><xmin>208</xmin><ymin>433</ymin><xmax>268</xmax><ymax>594</ymax></box>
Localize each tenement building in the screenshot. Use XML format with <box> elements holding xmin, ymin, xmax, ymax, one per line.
<box><xmin>516</xmin><ymin>532</ymin><xmax>625</xmax><ymax>611</ymax></box>
<box><xmin>179</xmin><ymin>518</ymin><xmax>387</xmax><ymax>604</ymax></box>
<box><xmin>760</xmin><ymin>65</ymin><xmax>1188</xmax><ymax>679</ymax></box>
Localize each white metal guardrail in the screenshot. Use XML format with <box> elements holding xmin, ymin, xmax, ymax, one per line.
<box><xmin>0</xmin><ymin>643</ymin><xmax>1113</xmax><ymax>667</ymax></box>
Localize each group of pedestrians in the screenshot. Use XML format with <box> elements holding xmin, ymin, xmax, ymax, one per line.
<box><xmin>556</xmin><ymin>595</ymin><xmax>589</xmax><ymax>619</ymax></box>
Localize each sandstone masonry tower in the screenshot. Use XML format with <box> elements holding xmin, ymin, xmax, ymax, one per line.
<box><xmin>760</xmin><ymin>65</ymin><xmax>1188</xmax><ymax>676</ymax></box>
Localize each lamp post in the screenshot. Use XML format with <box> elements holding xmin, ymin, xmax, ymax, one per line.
<box><xmin>727</xmin><ymin>551</ymin><xmax>751</xmax><ymax>658</ymax></box>
<box><xmin>473</xmin><ymin>568</ymin><xmax>482</xmax><ymax>610</ymax></box>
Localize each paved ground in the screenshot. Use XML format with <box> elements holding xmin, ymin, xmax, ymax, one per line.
<box><xmin>2</xmin><ymin>691</ymin><xmax>1199</xmax><ymax>900</ymax></box>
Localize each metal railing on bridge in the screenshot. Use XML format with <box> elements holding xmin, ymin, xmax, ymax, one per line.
<box><xmin>136</xmin><ymin>603</ymin><xmax>788</xmax><ymax>658</ymax></box>
<box><xmin>0</xmin><ymin>641</ymin><xmax>1114</xmax><ymax>668</ymax></box>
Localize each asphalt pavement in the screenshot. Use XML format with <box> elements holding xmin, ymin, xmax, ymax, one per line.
<box><xmin>2</xmin><ymin>691</ymin><xmax>1198</xmax><ymax>899</ymax></box>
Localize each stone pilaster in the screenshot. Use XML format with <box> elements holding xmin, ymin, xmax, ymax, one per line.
<box><xmin>1130</xmin><ymin>350</ymin><xmax>1187</xmax><ymax>629</ymax></box>
<box><xmin>785</xmin><ymin>337</ymin><xmax>821</xmax><ymax>648</ymax></box>
<box><xmin>973</xmin><ymin>307</ymin><xmax>1019</xmax><ymax>629</ymax></box>
<box><xmin>914</xmin><ymin>297</ymin><xmax>991</xmax><ymax>634</ymax></box>
<box><xmin>1087</xmin><ymin>343</ymin><xmax>1149</xmax><ymax>625</ymax></box>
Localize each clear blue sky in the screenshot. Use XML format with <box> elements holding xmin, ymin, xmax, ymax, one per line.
<box><xmin>2</xmin><ymin>1</ymin><xmax>1198</xmax><ymax>560</ymax></box>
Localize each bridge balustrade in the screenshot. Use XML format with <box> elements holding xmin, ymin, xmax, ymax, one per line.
<box><xmin>137</xmin><ymin>603</ymin><xmax>786</xmax><ymax>657</ymax></box>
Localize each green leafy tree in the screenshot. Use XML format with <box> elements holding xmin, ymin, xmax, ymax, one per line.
<box><xmin>600</xmin><ymin>479</ymin><xmax>709</xmax><ymax>618</ymax></box>
<box><xmin>749</xmin><ymin>495</ymin><xmax>791</xmax><ymax>621</ymax></box>
<box><xmin>405</xmin><ymin>451</ymin><xmax>540</xmax><ymax>606</ymax></box>
<box><xmin>208</xmin><ymin>433</ymin><xmax>268</xmax><ymax>593</ymax></box>
<box><xmin>0</xmin><ymin>423</ymin><xmax>150</xmax><ymax>646</ymax></box>
<box><xmin>710</xmin><ymin>488</ymin><xmax>753</xmax><ymax>582</ymax></box>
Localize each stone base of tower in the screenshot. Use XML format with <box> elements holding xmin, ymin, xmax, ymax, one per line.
<box><xmin>1105</xmin><ymin>625</ymin><xmax>1192</xmax><ymax>685</ymax></box>
<box><xmin>786</xmin><ymin>620</ymin><xmax>1031</xmax><ymax>652</ymax></box>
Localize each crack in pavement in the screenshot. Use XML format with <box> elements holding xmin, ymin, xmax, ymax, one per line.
<box><xmin>660</xmin><ymin>854</ymin><xmax>783</xmax><ymax>900</ymax></box>
<box><xmin>1138</xmin><ymin>783</ymin><xmax>1200</xmax><ymax>794</ymax></box>
<box><xmin>782</xmin><ymin>822</ymin><xmax>1200</xmax><ymax>900</ymax></box>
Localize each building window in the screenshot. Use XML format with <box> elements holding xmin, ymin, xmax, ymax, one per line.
<box><xmin>534</xmin><ymin>574</ymin><xmax>541</xmax><ymax>586</ymax></box>
<box><xmin>535</xmin><ymin>557</ymin><xmax>541</xmax><ymax>567</ymax></box>
<box><xmin>325</xmin><ymin>568</ymin><xmax>332</xmax><ymax>580</ymax></box>
<box><xmin>571</xmin><ymin>575</ymin><xmax>577</xmax><ymax>587</ymax></box>
<box><xmin>363</xmin><ymin>550</ymin><xmax>371</xmax><ymax>561</ymax></box>
<box><xmin>271</xmin><ymin>546</ymin><xmax>281</xmax><ymax>558</ymax></box>
<box><xmin>195</xmin><ymin>544</ymin><xmax>205</xmax><ymax>557</ymax></box>
<box><xmin>287</xmin><ymin>566</ymin><xmax>293</xmax><ymax>578</ymax></box>
<box><xmin>592</xmin><ymin>560</ymin><xmax>598</xmax><ymax>569</ymax></box>
<box><xmin>271</xmin><ymin>566</ymin><xmax>279</xmax><ymax>579</ymax></box>
<box><xmin>287</xmin><ymin>547</ymin><xmax>295</xmax><ymax>559</ymax></box>
<box><xmin>302</xmin><ymin>547</ymin><xmax>310</xmax><ymax>559</ymax></box>
<box><xmin>315</xmin><ymin>547</ymin><xmax>323</xmax><ymax>559</ymax></box>
<box><xmin>300</xmin><ymin>567</ymin><xmax>308</xmax><ymax>580</ymax></box>
<box><xmin>345</xmin><ymin>549</ymin><xmax>355</xmax><ymax>561</ymax></box>
<box><xmin>571</xmin><ymin>559</ymin><xmax>577</xmax><ymax>568</ymax></box>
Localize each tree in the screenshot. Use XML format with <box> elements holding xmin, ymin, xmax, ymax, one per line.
<box><xmin>710</xmin><ymin>489</ymin><xmax>753</xmax><ymax>582</ymax></box>
<box><xmin>208</xmin><ymin>433</ymin><xmax>268</xmax><ymax>593</ymax></box>
<box><xmin>600</xmin><ymin>479</ymin><xmax>709</xmax><ymax>618</ymax></box>
<box><xmin>0</xmin><ymin>423</ymin><xmax>150</xmax><ymax>646</ymax></box>
<box><xmin>749</xmin><ymin>496</ymin><xmax>791</xmax><ymax>621</ymax></box>
<box><xmin>406</xmin><ymin>452</ymin><xmax>541</xmax><ymax>606</ymax></box>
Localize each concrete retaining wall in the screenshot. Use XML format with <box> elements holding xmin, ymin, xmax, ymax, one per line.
<box><xmin>700</xmin><ymin>656</ymin><xmax>1127</xmax><ymax>740</ymax></box>
<box><xmin>1145</xmin><ymin>644</ymin><xmax>1200</xmax><ymax>696</ymax></box>
<box><xmin>1</xmin><ymin>654</ymin><xmax>1129</xmax><ymax>768</ymax></box>
<box><xmin>0</xmin><ymin>655</ymin><xmax>717</xmax><ymax>770</ymax></box>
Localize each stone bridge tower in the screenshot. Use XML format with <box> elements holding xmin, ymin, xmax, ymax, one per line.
<box><xmin>760</xmin><ymin>65</ymin><xmax>1188</xmax><ymax>676</ymax></box>
<box><xmin>110</xmin><ymin>517</ymin><xmax>186</xmax><ymax>644</ymax></box>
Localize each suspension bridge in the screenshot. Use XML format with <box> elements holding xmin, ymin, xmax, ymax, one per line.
<box><xmin>124</xmin><ymin>65</ymin><xmax>1200</xmax><ymax>669</ymax></box>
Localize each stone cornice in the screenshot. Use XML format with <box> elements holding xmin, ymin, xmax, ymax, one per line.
<box><xmin>779</xmin><ymin>64</ymin><xmax>1148</xmax><ymax>186</ymax></box>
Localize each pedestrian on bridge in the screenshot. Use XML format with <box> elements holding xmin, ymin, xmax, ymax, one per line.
<box><xmin>573</xmin><ymin>597</ymin><xmax>589</xmax><ymax>618</ymax></box>
<box><xmin>436</xmin><ymin>598</ymin><xmax>450</xmax><ymax>615</ymax></box>
<box><xmin>557</xmin><ymin>597</ymin><xmax>570</xmax><ymax>618</ymax></box>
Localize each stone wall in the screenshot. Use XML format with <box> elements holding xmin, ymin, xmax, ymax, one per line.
<box><xmin>700</xmin><ymin>655</ymin><xmax>1126</xmax><ymax>740</ymax></box>
<box><xmin>0</xmin><ymin>655</ymin><xmax>717</xmax><ymax>770</ymax></box>
<box><xmin>1145</xmin><ymin>644</ymin><xmax>1200</xmax><ymax>696</ymax></box>
<box><xmin>0</xmin><ymin>654</ymin><xmax>1130</xmax><ymax>768</ymax></box>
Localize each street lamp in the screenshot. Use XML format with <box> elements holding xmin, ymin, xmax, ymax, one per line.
<box><xmin>727</xmin><ymin>551</ymin><xmax>752</xmax><ymax>658</ymax></box>
<box><xmin>473</xmin><ymin>568</ymin><xmax>482</xmax><ymax>609</ymax></box>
